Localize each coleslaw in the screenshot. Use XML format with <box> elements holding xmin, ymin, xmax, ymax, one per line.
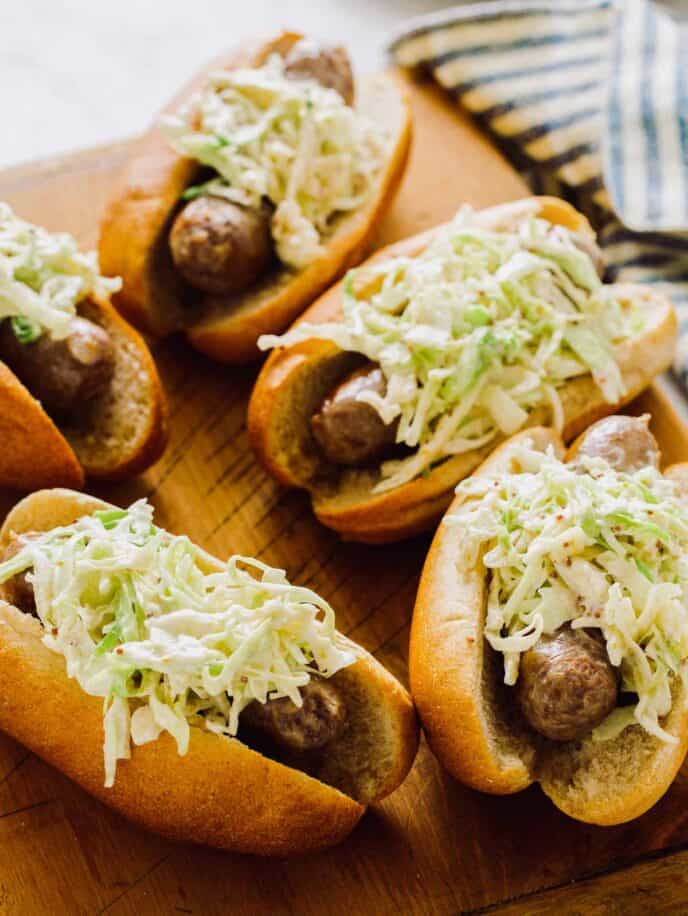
<box><xmin>0</xmin><ymin>203</ymin><xmax>120</xmax><ymax>343</ymax></box>
<box><xmin>161</xmin><ymin>53</ymin><xmax>387</xmax><ymax>270</ymax></box>
<box><xmin>448</xmin><ymin>440</ymin><xmax>688</xmax><ymax>744</ymax></box>
<box><xmin>0</xmin><ymin>500</ymin><xmax>358</xmax><ymax>786</ymax></box>
<box><xmin>260</xmin><ymin>206</ymin><xmax>640</xmax><ymax>492</ymax></box>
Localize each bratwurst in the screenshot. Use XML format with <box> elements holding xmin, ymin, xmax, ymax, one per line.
<box><xmin>169</xmin><ymin>196</ymin><xmax>273</xmax><ymax>295</ymax></box>
<box><xmin>0</xmin><ymin>546</ymin><xmax>348</xmax><ymax>754</ymax></box>
<box><xmin>168</xmin><ymin>41</ymin><xmax>356</xmax><ymax>297</ymax></box>
<box><xmin>0</xmin><ymin>316</ymin><xmax>114</xmax><ymax>418</ymax></box>
<box><xmin>283</xmin><ymin>39</ymin><xmax>355</xmax><ymax>106</ymax></box>
<box><xmin>570</xmin><ymin>414</ymin><xmax>660</xmax><ymax>473</ymax></box>
<box><xmin>241</xmin><ymin>676</ymin><xmax>347</xmax><ymax>752</ymax></box>
<box><xmin>513</xmin><ymin>416</ymin><xmax>662</xmax><ymax>741</ymax></box>
<box><xmin>311</xmin><ymin>363</ymin><xmax>397</xmax><ymax>466</ymax></box>
<box><xmin>515</xmin><ymin>626</ymin><xmax>619</xmax><ymax>741</ymax></box>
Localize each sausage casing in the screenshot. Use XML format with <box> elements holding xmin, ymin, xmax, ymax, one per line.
<box><xmin>283</xmin><ymin>40</ymin><xmax>355</xmax><ymax>106</ymax></box>
<box><xmin>515</xmin><ymin>627</ymin><xmax>619</xmax><ymax>741</ymax></box>
<box><xmin>571</xmin><ymin>415</ymin><xmax>660</xmax><ymax>473</ymax></box>
<box><xmin>0</xmin><ymin>316</ymin><xmax>114</xmax><ymax>418</ymax></box>
<box><xmin>241</xmin><ymin>676</ymin><xmax>346</xmax><ymax>752</ymax></box>
<box><xmin>169</xmin><ymin>195</ymin><xmax>273</xmax><ymax>295</ymax></box>
<box><xmin>311</xmin><ymin>364</ymin><xmax>397</xmax><ymax>467</ymax></box>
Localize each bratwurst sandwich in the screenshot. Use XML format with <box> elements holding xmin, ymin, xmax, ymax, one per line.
<box><xmin>411</xmin><ymin>416</ymin><xmax>688</xmax><ymax>824</ymax></box>
<box><xmin>0</xmin><ymin>490</ymin><xmax>418</xmax><ymax>854</ymax></box>
<box><xmin>100</xmin><ymin>31</ymin><xmax>412</xmax><ymax>363</ymax></box>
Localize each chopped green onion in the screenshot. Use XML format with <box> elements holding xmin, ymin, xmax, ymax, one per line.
<box><xmin>608</xmin><ymin>512</ymin><xmax>670</xmax><ymax>544</ymax></box>
<box><xmin>94</xmin><ymin>623</ymin><xmax>123</xmax><ymax>657</ymax></box>
<box><xmin>11</xmin><ymin>315</ymin><xmax>41</xmax><ymax>343</ymax></box>
<box><xmin>634</xmin><ymin>557</ymin><xmax>655</xmax><ymax>581</ymax></box>
<box><xmin>94</xmin><ymin>508</ymin><xmax>128</xmax><ymax>530</ymax></box>
<box><xmin>180</xmin><ymin>180</ymin><xmax>221</xmax><ymax>202</ymax></box>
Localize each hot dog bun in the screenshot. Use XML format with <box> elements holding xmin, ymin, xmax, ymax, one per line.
<box><xmin>99</xmin><ymin>32</ymin><xmax>412</xmax><ymax>364</ymax></box>
<box><xmin>248</xmin><ymin>197</ymin><xmax>677</xmax><ymax>543</ymax></box>
<box><xmin>409</xmin><ymin>425</ymin><xmax>688</xmax><ymax>825</ymax></box>
<box><xmin>0</xmin><ymin>489</ymin><xmax>418</xmax><ymax>855</ymax></box>
<box><xmin>0</xmin><ymin>295</ymin><xmax>167</xmax><ymax>489</ymax></box>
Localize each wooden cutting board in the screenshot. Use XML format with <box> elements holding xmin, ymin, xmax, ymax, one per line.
<box><xmin>0</xmin><ymin>70</ymin><xmax>687</xmax><ymax>916</ymax></box>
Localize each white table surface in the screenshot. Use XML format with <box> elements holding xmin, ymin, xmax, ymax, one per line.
<box><xmin>0</xmin><ymin>0</ymin><xmax>446</xmax><ymax>169</ymax></box>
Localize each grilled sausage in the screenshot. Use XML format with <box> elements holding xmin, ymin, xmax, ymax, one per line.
<box><xmin>169</xmin><ymin>41</ymin><xmax>354</xmax><ymax>295</ymax></box>
<box><xmin>0</xmin><ymin>316</ymin><xmax>114</xmax><ymax>418</ymax></box>
<box><xmin>311</xmin><ymin>363</ymin><xmax>398</xmax><ymax>466</ymax></box>
<box><xmin>515</xmin><ymin>626</ymin><xmax>619</xmax><ymax>741</ymax></box>
<box><xmin>241</xmin><ymin>676</ymin><xmax>346</xmax><ymax>752</ymax></box>
<box><xmin>169</xmin><ymin>195</ymin><xmax>273</xmax><ymax>295</ymax></box>
<box><xmin>513</xmin><ymin>416</ymin><xmax>659</xmax><ymax>740</ymax></box>
<box><xmin>571</xmin><ymin>415</ymin><xmax>660</xmax><ymax>473</ymax></box>
<box><xmin>0</xmin><ymin>534</ymin><xmax>37</xmax><ymax>618</ymax></box>
<box><xmin>284</xmin><ymin>40</ymin><xmax>355</xmax><ymax>106</ymax></box>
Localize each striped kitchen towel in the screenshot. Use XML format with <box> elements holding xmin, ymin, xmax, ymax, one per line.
<box><xmin>390</xmin><ymin>0</ymin><xmax>688</xmax><ymax>388</ymax></box>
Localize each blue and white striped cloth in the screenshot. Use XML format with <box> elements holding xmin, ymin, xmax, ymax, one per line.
<box><xmin>390</xmin><ymin>0</ymin><xmax>688</xmax><ymax>389</ymax></box>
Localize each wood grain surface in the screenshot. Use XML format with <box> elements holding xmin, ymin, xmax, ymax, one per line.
<box><xmin>0</xmin><ymin>70</ymin><xmax>687</xmax><ymax>916</ymax></box>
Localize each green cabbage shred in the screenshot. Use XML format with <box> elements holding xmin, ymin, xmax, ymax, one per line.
<box><xmin>260</xmin><ymin>204</ymin><xmax>639</xmax><ymax>492</ymax></box>
<box><xmin>448</xmin><ymin>439</ymin><xmax>688</xmax><ymax>744</ymax></box>
<box><xmin>161</xmin><ymin>53</ymin><xmax>387</xmax><ymax>271</ymax></box>
<box><xmin>0</xmin><ymin>501</ymin><xmax>358</xmax><ymax>787</ymax></box>
<box><xmin>0</xmin><ymin>203</ymin><xmax>120</xmax><ymax>342</ymax></box>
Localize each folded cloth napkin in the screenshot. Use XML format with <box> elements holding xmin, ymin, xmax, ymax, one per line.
<box><xmin>390</xmin><ymin>0</ymin><xmax>688</xmax><ymax>387</ymax></box>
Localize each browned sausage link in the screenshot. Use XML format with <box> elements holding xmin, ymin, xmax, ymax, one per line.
<box><xmin>571</xmin><ymin>415</ymin><xmax>660</xmax><ymax>473</ymax></box>
<box><xmin>311</xmin><ymin>363</ymin><xmax>398</xmax><ymax>466</ymax></box>
<box><xmin>0</xmin><ymin>316</ymin><xmax>114</xmax><ymax>418</ymax></box>
<box><xmin>0</xmin><ymin>534</ymin><xmax>37</xmax><ymax>618</ymax></box>
<box><xmin>283</xmin><ymin>39</ymin><xmax>355</xmax><ymax>106</ymax></box>
<box><xmin>241</xmin><ymin>676</ymin><xmax>347</xmax><ymax>752</ymax></box>
<box><xmin>570</xmin><ymin>232</ymin><xmax>605</xmax><ymax>279</ymax></box>
<box><xmin>514</xmin><ymin>417</ymin><xmax>653</xmax><ymax>739</ymax></box>
<box><xmin>169</xmin><ymin>195</ymin><xmax>273</xmax><ymax>296</ymax></box>
<box><xmin>515</xmin><ymin>626</ymin><xmax>619</xmax><ymax>741</ymax></box>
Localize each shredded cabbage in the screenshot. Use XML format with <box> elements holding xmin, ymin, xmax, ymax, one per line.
<box><xmin>447</xmin><ymin>440</ymin><xmax>688</xmax><ymax>743</ymax></box>
<box><xmin>260</xmin><ymin>205</ymin><xmax>640</xmax><ymax>491</ymax></box>
<box><xmin>0</xmin><ymin>203</ymin><xmax>120</xmax><ymax>342</ymax></box>
<box><xmin>160</xmin><ymin>54</ymin><xmax>387</xmax><ymax>270</ymax></box>
<box><xmin>0</xmin><ymin>501</ymin><xmax>358</xmax><ymax>787</ymax></box>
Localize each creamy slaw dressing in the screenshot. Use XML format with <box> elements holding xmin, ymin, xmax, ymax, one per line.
<box><xmin>448</xmin><ymin>441</ymin><xmax>688</xmax><ymax>743</ymax></box>
<box><xmin>0</xmin><ymin>501</ymin><xmax>358</xmax><ymax>786</ymax></box>
<box><xmin>0</xmin><ymin>203</ymin><xmax>120</xmax><ymax>342</ymax></box>
<box><xmin>161</xmin><ymin>53</ymin><xmax>387</xmax><ymax>270</ymax></box>
<box><xmin>260</xmin><ymin>207</ymin><xmax>639</xmax><ymax>492</ymax></box>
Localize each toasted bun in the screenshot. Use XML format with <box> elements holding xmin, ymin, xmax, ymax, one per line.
<box><xmin>0</xmin><ymin>364</ymin><xmax>84</xmax><ymax>490</ymax></box>
<box><xmin>410</xmin><ymin>426</ymin><xmax>688</xmax><ymax>825</ymax></box>
<box><xmin>0</xmin><ymin>489</ymin><xmax>418</xmax><ymax>855</ymax></box>
<box><xmin>0</xmin><ymin>297</ymin><xmax>166</xmax><ymax>489</ymax></box>
<box><xmin>248</xmin><ymin>196</ymin><xmax>678</xmax><ymax>543</ymax></box>
<box><xmin>99</xmin><ymin>32</ymin><xmax>412</xmax><ymax>363</ymax></box>
<box><xmin>62</xmin><ymin>295</ymin><xmax>167</xmax><ymax>480</ymax></box>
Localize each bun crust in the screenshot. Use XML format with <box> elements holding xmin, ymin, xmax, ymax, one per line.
<box><xmin>99</xmin><ymin>32</ymin><xmax>412</xmax><ymax>363</ymax></box>
<box><xmin>248</xmin><ymin>197</ymin><xmax>677</xmax><ymax>543</ymax></box>
<box><xmin>409</xmin><ymin>429</ymin><xmax>688</xmax><ymax>825</ymax></box>
<box><xmin>0</xmin><ymin>489</ymin><xmax>418</xmax><ymax>855</ymax></box>
<box><xmin>0</xmin><ymin>295</ymin><xmax>166</xmax><ymax>489</ymax></box>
